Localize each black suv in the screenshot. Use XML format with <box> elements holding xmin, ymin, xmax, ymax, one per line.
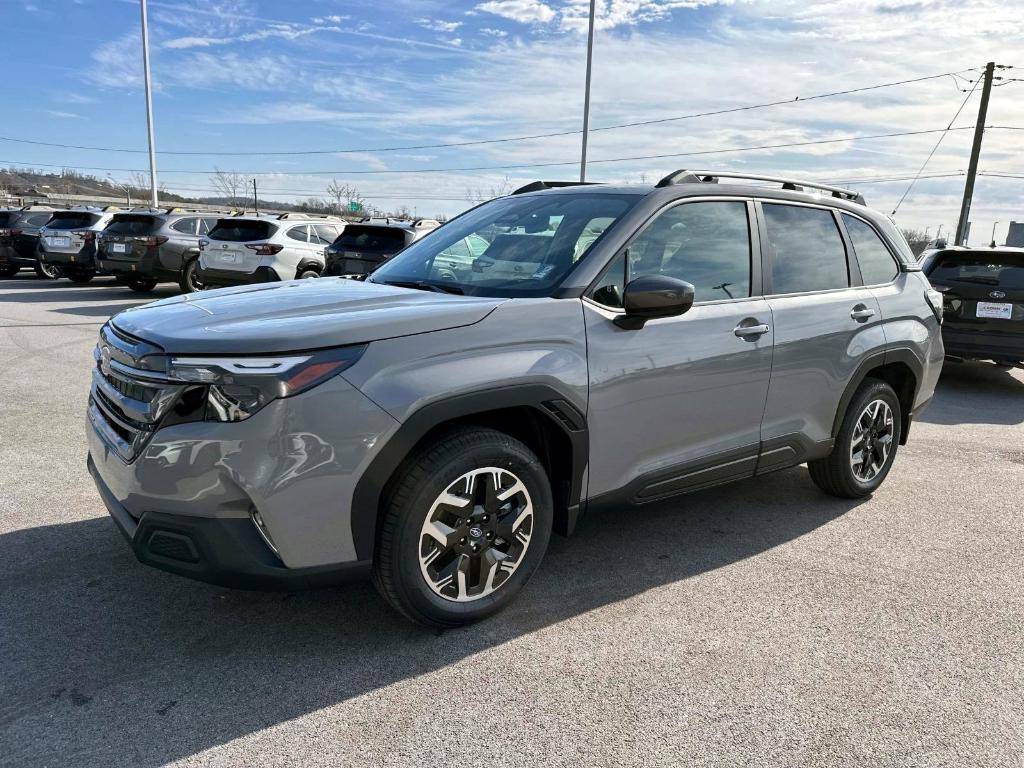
<box><xmin>0</xmin><ymin>205</ymin><xmax>59</xmax><ymax>278</ymax></box>
<box><xmin>922</xmin><ymin>246</ymin><xmax>1024</xmax><ymax>366</ymax></box>
<box><xmin>324</xmin><ymin>218</ymin><xmax>440</xmax><ymax>277</ymax></box>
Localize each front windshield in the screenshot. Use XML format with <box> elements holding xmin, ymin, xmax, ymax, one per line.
<box><xmin>368</xmin><ymin>192</ymin><xmax>639</xmax><ymax>297</ymax></box>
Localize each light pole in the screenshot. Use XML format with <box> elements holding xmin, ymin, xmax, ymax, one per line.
<box><xmin>990</xmin><ymin>221</ymin><xmax>999</xmax><ymax>248</ymax></box>
<box><xmin>140</xmin><ymin>0</ymin><xmax>159</xmax><ymax>208</ymax></box>
<box><xmin>579</xmin><ymin>0</ymin><xmax>596</xmax><ymax>183</ymax></box>
<box><xmin>107</xmin><ymin>174</ymin><xmax>132</xmax><ymax>208</ymax></box>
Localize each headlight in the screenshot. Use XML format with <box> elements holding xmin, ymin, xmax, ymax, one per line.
<box><xmin>168</xmin><ymin>345</ymin><xmax>366</xmax><ymax>422</ymax></box>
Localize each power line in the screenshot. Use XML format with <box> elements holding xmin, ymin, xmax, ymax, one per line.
<box><xmin>890</xmin><ymin>76</ymin><xmax>981</xmax><ymax>214</ymax></box>
<box><xmin>0</xmin><ymin>68</ymin><xmax>982</xmax><ymax>157</ymax></box>
<box><xmin>3</xmin><ymin>125</ymin><xmax>1006</xmax><ymax>177</ymax></box>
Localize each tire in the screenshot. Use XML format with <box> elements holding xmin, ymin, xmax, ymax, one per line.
<box><xmin>298</xmin><ymin>269</ymin><xmax>320</xmax><ymax>279</ymax></box>
<box><xmin>35</xmin><ymin>262</ymin><xmax>61</xmax><ymax>279</ymax></box>
<box><xmin>179</xmin><ymin>258</ymin><xmax>204</xmax><ymax>293</ymax></box>
<box><xmin>373</xmin><ymin>426</ymin><xmax>553</xmax><ymax>628</ymax></box>
<box><xmin>66</xmin><ymin>269</ymin><xmax>95</xmax><ymax>284</ymax></box>
<box><xmin>125</xmin><ymin>277</ymin><xmax>158</xmax><ymax>293</ymax></box>
<box><xmin>809</xmin><ymin>379</ymin><xmax>902</xmax><ymax>499</ymax></box>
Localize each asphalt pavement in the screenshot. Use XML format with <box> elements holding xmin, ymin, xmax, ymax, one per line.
<box><xmin>1</xmin><ymin>275</ymin><xmax>1022</xmax><ymax>767</ymax></box>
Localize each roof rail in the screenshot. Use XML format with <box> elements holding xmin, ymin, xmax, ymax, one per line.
<box><xmin>511</xmin><ymin>180</ymin><xmax>598</xmax><ymax>195</ymax></box>
<box><xmin>654</xmin><ymin>169</ymin><xmax>866</xmax><ymax>205</ymax></box>
<box><xmin>276</xmin><ymin>212</ymin><xmax>342</xmax><ymax>221</ymax></box>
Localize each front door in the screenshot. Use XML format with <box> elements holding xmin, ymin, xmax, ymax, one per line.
<box><xmin>584</xmin><ymin>199</ymin><xmax>774</xmax><ymax>503</ymax></box>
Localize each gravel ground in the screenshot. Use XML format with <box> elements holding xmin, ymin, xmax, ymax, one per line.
<box><xmin>1</xmin><ymin>275</ymin><xmax>1022</xmax><ymax>768</ymax></box>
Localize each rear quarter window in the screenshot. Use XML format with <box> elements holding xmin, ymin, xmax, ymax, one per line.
<box><xmin>842</xmin><ymin>214</ymin><xmax>899</xmax><ymax>285</ymax></box>
<box><xmin>208</xmin><ymin>220</ymin><xmax>276</xmax><ymax>242</ymax></box>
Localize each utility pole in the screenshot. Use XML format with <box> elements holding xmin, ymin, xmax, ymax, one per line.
<box><xmin>955</xmin><ymin>61</ymin><xmax>995</xmax><ymax>246</ymax></box>
<box><xmin>252</xmin><ymin>178</ymin><xmax>259</xmax><ymax>215</ymax></box>
<box><xmin>579</xmin><ymin>0</ymin><xmax>596</xmax><ymax>183</ymax></box>
<box><xmin>140</xmin><ymin>0</ymin><xmax>159</xmax><ymax>208</ymax></box>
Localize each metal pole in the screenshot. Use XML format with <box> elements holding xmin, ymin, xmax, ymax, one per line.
<box><xmin>955</xmin><ymin>61</ymin><xmax>995</xmax><ymax>246</ymax></box>
<box><xmin>579</xmin><ymin>0</ymin><xmax>596</xmax><ymax>183</ymax></box>
<box><xmin>140</xmin><ymin>0</ymin><xmax>159</xmax><ymax>208</ymax></box>
<box><xmin>990</xmin><ymin>221</ymin><xmax>999</xmax><ymax>247</ymax></box>
<box><xmin>253</xmin><ymin>178</ymin><xmax>259</xmax><ymax>215</ymax></box>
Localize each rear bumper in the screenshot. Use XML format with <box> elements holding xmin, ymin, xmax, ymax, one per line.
<box><xmin>40</xmin><ymin>245</ymin><xmax>96</xmax><ymax>268</ymax></box>
<box><xmin>0</xmin><ymin>244</ymin><xmax>38</xmax><ymax>267</ymax></box>
<box><xmin>196</xmin><ymin>264</ymin><xmax>280</xmax><ymax>287</ymax></box>
<box><xmin>90</xmin><ymin>454</ymin><xmax>370</xmax><ymax>590</ymax></box>
<box><xmin>98</xmin><ymin>249</ymin><xmax>180</xmax><ymax>281</ymax></box>
<box><xmin>942</xmin><ymin>327</ymin><xmax>1024</xmax><ymax>362</ymax></box>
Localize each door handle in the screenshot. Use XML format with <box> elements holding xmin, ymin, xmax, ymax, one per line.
<box><xmin>734</xmin><ymin>322</ymin><xmax>770</xmax><ymax>339</ymax></box>
<box><xmin>850</xmin><ymin>305</ymin><xmax>876</xmax><ymax>322</ymax></box>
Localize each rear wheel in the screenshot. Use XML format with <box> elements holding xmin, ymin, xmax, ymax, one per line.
<box><xmin>809</xmin><ymin>379</ymin><xmax>902</xmax><ymax>499</ymax></box>
<box><xmin>179</xmin><ymin>257</ymin><xmax>204</xmax><ymax>293</ymax></box>
<box><xmin>126</xmin><ymin>277</ymin><xmax>158</xmax><ymax>293</ymax></box>
<box><xmin>35</xmin><ymin>262</ymin><xmax>61</xmax><ymax>279</ymax></box>
<box><xmin>298</xmin><ymin>269</ymin><xmax>320</xmax><ymax>279</ymax></box>
<box><xmin>373</xmin><ymin>427</ymin><xmax>553</xmax><ymax>628</ymax></box>
<box><xmin>66</xmin><ymin>269</ymin><xmax>95</xmax><ymax>284</ymax></box>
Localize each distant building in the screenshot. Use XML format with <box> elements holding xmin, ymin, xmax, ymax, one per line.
<box><xmin>1007</xmin><ymin>221</ymin><xmax>1024</xmax><ymax>248</ymax></box>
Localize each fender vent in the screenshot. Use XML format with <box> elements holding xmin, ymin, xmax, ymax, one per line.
<box><xmin>542</xmin><ymin>399</ymin><xmax>586</xmax><ymax>431</ymax></box>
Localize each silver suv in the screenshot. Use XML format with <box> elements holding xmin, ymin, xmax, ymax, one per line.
<box><xmin>38</xmin><ymin>206</ymin><xmax>121</xmax><ymax>283</ymax></box>
<box><xmin>96</xmin><ymin>208</ymin><xmax>223</xmax><ymax>293</ymax></box>
<box><xmin>197</xmin><ymin>213</ymin><xmax>345</xmax><ymax>288</ymax></box>
<box><xmin>87</xmin><ymin>171</ymin><xmax>944</xmax><ymax>627</ymax></box>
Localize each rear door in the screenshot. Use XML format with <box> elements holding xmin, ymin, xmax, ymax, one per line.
<box><xmin>758</xmin><ymin>201</ymin><xmax>886</xmax><ymax>454</ymax></box>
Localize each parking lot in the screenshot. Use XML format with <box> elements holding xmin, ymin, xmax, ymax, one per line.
<box><xmin>1</xmin><ymin>275</ymin><xmax>1022</xmax><ymax>767</ymax></box>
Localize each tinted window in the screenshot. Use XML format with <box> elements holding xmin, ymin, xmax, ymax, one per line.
<box><xmin>843</xmin><ymin>214</ymin><xmax>898</xmax><ymax>285</ymax></box>
<box><xmin>626</xmin><ymin>201</ymin><xmax>751</xmax><ymax>301</ymax></box>
<box><xmin>105</xmin><ymin>215</ymin><xmax>160</xmax><ymax>235</ymax></box>
<box><xmin>199</xmin><ymin>218</ymin><xmax>217</xmax><ymax>235</ymax></box>
<box><xmin>312</xmin><ymin>225</ymin><xmax>338</xmax><ymax>245</ymax></box>
<box><xmin>335</xmin><ymin>226</ymin><xmax>407</xmax><ymax>252</ymax></box>
<box><xmin>589</xmin><ymin>252</ymin><xmax>628</xmax><ymax>308</ymax></box>
<box><xmin>46</xmin><ymin>212</ymin><xmax>100</xmax><ymax>230</ymax></box>
<box><xmin>27</xmin><ymin>213</ymin><xmax>53</xmax><ymax>227</ymax></box>
<box><xmin>286</xmin><ymin>226</ymin><xmax>309</xmax><ymax>243</ymax></box>
<box><xmin>927</xmin><ymin>252</ymin><xmax>1024</xmax><ymax>290</ymax></box>
<box><xmin>763</xmin><ymin>204</ymin><xmax>848</xmax><ymax>293</ymax></box>
<box><xmin>208</xmin><ymin>219</ymin><xmax>275</xmax><ymax>242</ymax></box>
<box><xmin>170</xmin><ymin>217</ymin><xmax>198</xmax><ymax>235</ymax></box>
<box><xmin>0</xmin><ymin>212</ymin><xmax>14</xmax><ymax>227</ymax></box>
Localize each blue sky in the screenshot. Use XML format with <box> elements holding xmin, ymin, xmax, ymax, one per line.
<box><xmin>3</xmin><ymin>0</ymin><xmax>1023</xmax><ymax>239</ymax></box>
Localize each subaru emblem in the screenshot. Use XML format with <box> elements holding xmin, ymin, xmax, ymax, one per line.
<box><xmin>990</xmin><ymin>290</ymin><xmax>1007</xmax><ymax>299</ymax></box>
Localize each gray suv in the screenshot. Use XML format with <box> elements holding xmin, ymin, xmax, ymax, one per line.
<box><xmin>96</xmin><ymin>209</ymin><xmax>223</xmax><ymax>293</ymax></box>
<box><xmin>87</xmin><ymin>171</ymin><xmax>944</xmax><ymax>627</ymax></box>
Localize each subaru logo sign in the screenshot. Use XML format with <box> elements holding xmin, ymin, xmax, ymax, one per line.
<box><xmin>990</xmin><ymin>290</ymin><xmax>1007</xmax><ymax>299</ymax></box>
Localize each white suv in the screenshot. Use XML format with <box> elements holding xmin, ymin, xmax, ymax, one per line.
<box><xmin>196</xmin><ymin>213</ymin><xmax>345</xmax><ymax>288</ymax></box>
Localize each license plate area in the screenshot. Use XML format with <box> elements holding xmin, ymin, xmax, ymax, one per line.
<box><xmin>110</xmin><ymin>243</ymin><xmax>128</xmax><ymax>254</ymax></box>
<box><xmin>48</xmin><ymin>236</ymin><xmax>71</xmax><ymax>248</ymax></box>
<box><xmin>976</xmin><ymin>301</ymin><xmax>1013</xmax><ymax>320</ymax></box>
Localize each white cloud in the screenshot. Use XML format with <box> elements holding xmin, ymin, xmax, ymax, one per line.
<box><xmin>416</xmin><ymin>18</ymin><xmax>464</xmax><ymax>33</ymax></box>
<box><xmin>44</xmin><ymin>110</ymin><xmax>81</xmax><ymax>119</ymax></box>
<box><xmin>313</xmin><ymin>14</ymin><xmax>350</xmax><ymax>24</ymax></box>
<box><xmin>560</xmin><ymin>0</ymin><xmax>736</xmax><ymax>32</ymax></box>
<box><xmin>480</xmin><ymin>27</ymin><xmax>509</xmax><ymax>37</ymax></box>
<box><xmin>163</xmin><ymin>23</ymin><xmax>326</xmax><ymax>49</ymax></box>
<box><xmin>475</xmin><ymin>1</ymin><xmax>557</xmax><ymax>24</ymax></box>
<box><xmin>448</xmin><ymin>37</ymin><xmax>464</xmax><ymax>46</ymax></box>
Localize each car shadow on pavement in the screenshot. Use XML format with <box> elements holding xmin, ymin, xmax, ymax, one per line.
<box><xmin>919</xmin><ymin>361</ymin><xmax>1024</xmax><ymax>426</ymax></box>
<box><xmin>1</xmin><ymin>468</ymin><xmax>863</xmax><ymax>766</ymax></box>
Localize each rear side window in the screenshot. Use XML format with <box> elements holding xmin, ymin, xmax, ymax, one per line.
<box><xmin>47</xmin><ymin>212</ymin><xmax>100</xmax><ymax>230</ymax></box>
<box><xmin>763</xmin><ymin>204</ymin><xmax>848</xmax><ymax>294</ymax></box>
<box><xmin>208</xmin><ymin>220</ymin><xmax>275</xmax><ymax>242</ymax></box>
<box><xmin>843</xmin><ymin>214</ymin><xmax>898</xmax><ymax>285</ymax></box>
<box><xmin>286</xmin><ymin>226</ymin><xmax>309</xmax><ymax>243</ymax></box>
<box><xmin>927</xmin><ymin>252</ymin><xmax>1024</xmax><ymax>290</ymax></box>
<box><xmin>312</xmin><ymin>225</ymin><xmax>339</xmax><ymax>245</ymax></box>
<box><xmin>106</xmin><ymin>215</ymin><xmax>160</xmax><ymax>235</ymax></box>
<box><xmin>170</xmin><ymin>218</ymin><xmax>198</xmax><ymax>235</ymax></box>
<box><xmin>335</xmin><ymin>226</ymin><xmax>407</xmax><ymax>252</ymax></box>
<box><xmin>199</xmin><ymin>218</ymin><xmax>217</xmax><ymax>235</ymax></box>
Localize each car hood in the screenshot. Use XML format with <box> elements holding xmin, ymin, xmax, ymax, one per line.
<box><xmin>111</xmin><ymin>278</ymin><xmax>506</xmax><ymax>354</ymax></box>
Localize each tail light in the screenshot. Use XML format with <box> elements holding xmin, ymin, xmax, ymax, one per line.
<box><xmin>245</xmin><ymin>243</ymin><xmax>283</xmax><ymax>256</ymax></box>
<box><xmin>133</xmin><ymin>235</ymin><xmax>169</xmax><ymax>247</ymax></box>
<box><xmin>0</xmin><ymin>228</ymin><xmax>22</xmax><ymax>237</ymax></box>
<box><xmin>73</xmin><ymin>230</ymin><xmax>97</xmax><ymax>242</ymax></box>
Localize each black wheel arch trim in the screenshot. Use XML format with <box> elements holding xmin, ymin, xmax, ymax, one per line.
<box><xmin>351</xmin><ymin>384</ymin><xmax>588</xmax><ymax>561</ymax></box>
<box><xmin>295</xmin><ymin>258</ymin><xmax>323</xmax><ymax>276</ymax></box>
<box><xmin>831</xmin><ymin>347</ymin><xmax>924</xmax><ymax>445</ymax></box>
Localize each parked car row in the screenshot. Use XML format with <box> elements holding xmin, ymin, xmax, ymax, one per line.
<box><xmin>0</xmin><ymin>204</ymin><xmax>444</xmax><ymax>292</ymax></box>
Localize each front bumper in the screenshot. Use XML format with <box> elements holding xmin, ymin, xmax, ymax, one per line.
<box><xmin>87</xmin><ymin>372</ymin><xmax>400</xmax><ymax>585</ymax></box>
<box><xmin>942</xmin><ymin>327</ymin><xmax>1024</xmax><ymax>362</ymax></box>
<box><xmin>195</xmin><ymin>264</ymin><xmax>280</xmax><ymax>287</ymax></box>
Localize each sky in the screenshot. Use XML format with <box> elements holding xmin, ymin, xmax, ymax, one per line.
<box><xmin>3</xmin><ymin>0</ymin><xmax>1023</xmax><ymax>241</ymax></box>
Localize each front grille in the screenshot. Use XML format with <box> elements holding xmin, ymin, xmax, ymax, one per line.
<box><xmin>89</xmin><ymin>325</ymin><xmax>186</xmax><ymax>462</ymax></box>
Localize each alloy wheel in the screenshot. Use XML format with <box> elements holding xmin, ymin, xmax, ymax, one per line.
<box><xmin>418</xmin><ymin>467</ymin><xmax>534</xmax><ymax>602</ymax></box>
<box><xmin>850</xmin><ymin>399</ymin><xmax>894</xmax><ymax>482</ymax></box>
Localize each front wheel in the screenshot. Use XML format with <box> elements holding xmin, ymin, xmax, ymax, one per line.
<box><xmin>35</xmin><ymin>262</ymin><xmax>61</xmax><ymax>279</ymax></box>
<box><xmin>809</xmin><ymin>379</ymin><xmax>902</xmax><ymax>499</ymax></box>
<box><xmin>298</xmin><ymin>269</ymin><xmax>320</xmax><ymax>279</ymax></box>
<box><xmin>179</xmin><ymin>257</ymin><xmax>204</xmax><ymax>293</ymax></box>
<box><xmin>373</xmin><ymin>427</ymin><xmax>553</xmax><ymax>628</ymax></box>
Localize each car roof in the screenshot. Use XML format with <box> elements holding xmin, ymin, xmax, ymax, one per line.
<box><xmin>926</xmin><ymin>246</ymin><xmax>1024</xmax><ymax>256</ymax></box>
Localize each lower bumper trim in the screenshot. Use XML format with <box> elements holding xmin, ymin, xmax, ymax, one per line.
<box><xmin>88</xmin><ymin>454</ymin><xmax>370</xmax><ymax>590</ymax></box>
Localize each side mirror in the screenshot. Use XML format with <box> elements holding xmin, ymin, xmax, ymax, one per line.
<box><xmin>614</xmin><ymin>274</ymin><xmax>695</xmax><ymax>329</ymax></box>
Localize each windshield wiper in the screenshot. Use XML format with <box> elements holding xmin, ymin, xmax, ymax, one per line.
<box><xmin>380</xmin><ymin>279</ymin><xmax>465</xmax><ymax>295</ymax></box>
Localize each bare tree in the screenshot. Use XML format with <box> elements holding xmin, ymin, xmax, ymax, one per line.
<box><xmin>465</xmin><ymin>175</ymin><xmax>515</xmax><ymax>204</ymax></box>
<box><xmin>209</xmin><ymin>169</ymin><xmax>249</xmax><ymax>209</ymax></box>
<box><xmin>900</xmin><ymin>228</ymin><xmax>931</xmax><ymax>256</ymax></box>
<box><xmin>325</xmin><ymin>178</ymin><xmax>365</xmax><ymax>215</ymax></box>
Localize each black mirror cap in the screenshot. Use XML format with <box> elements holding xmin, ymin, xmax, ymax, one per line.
<box><xmin>615</xmin><ymin>274</ymin><xmax>694</xmax><ymax>328</ymax></box>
